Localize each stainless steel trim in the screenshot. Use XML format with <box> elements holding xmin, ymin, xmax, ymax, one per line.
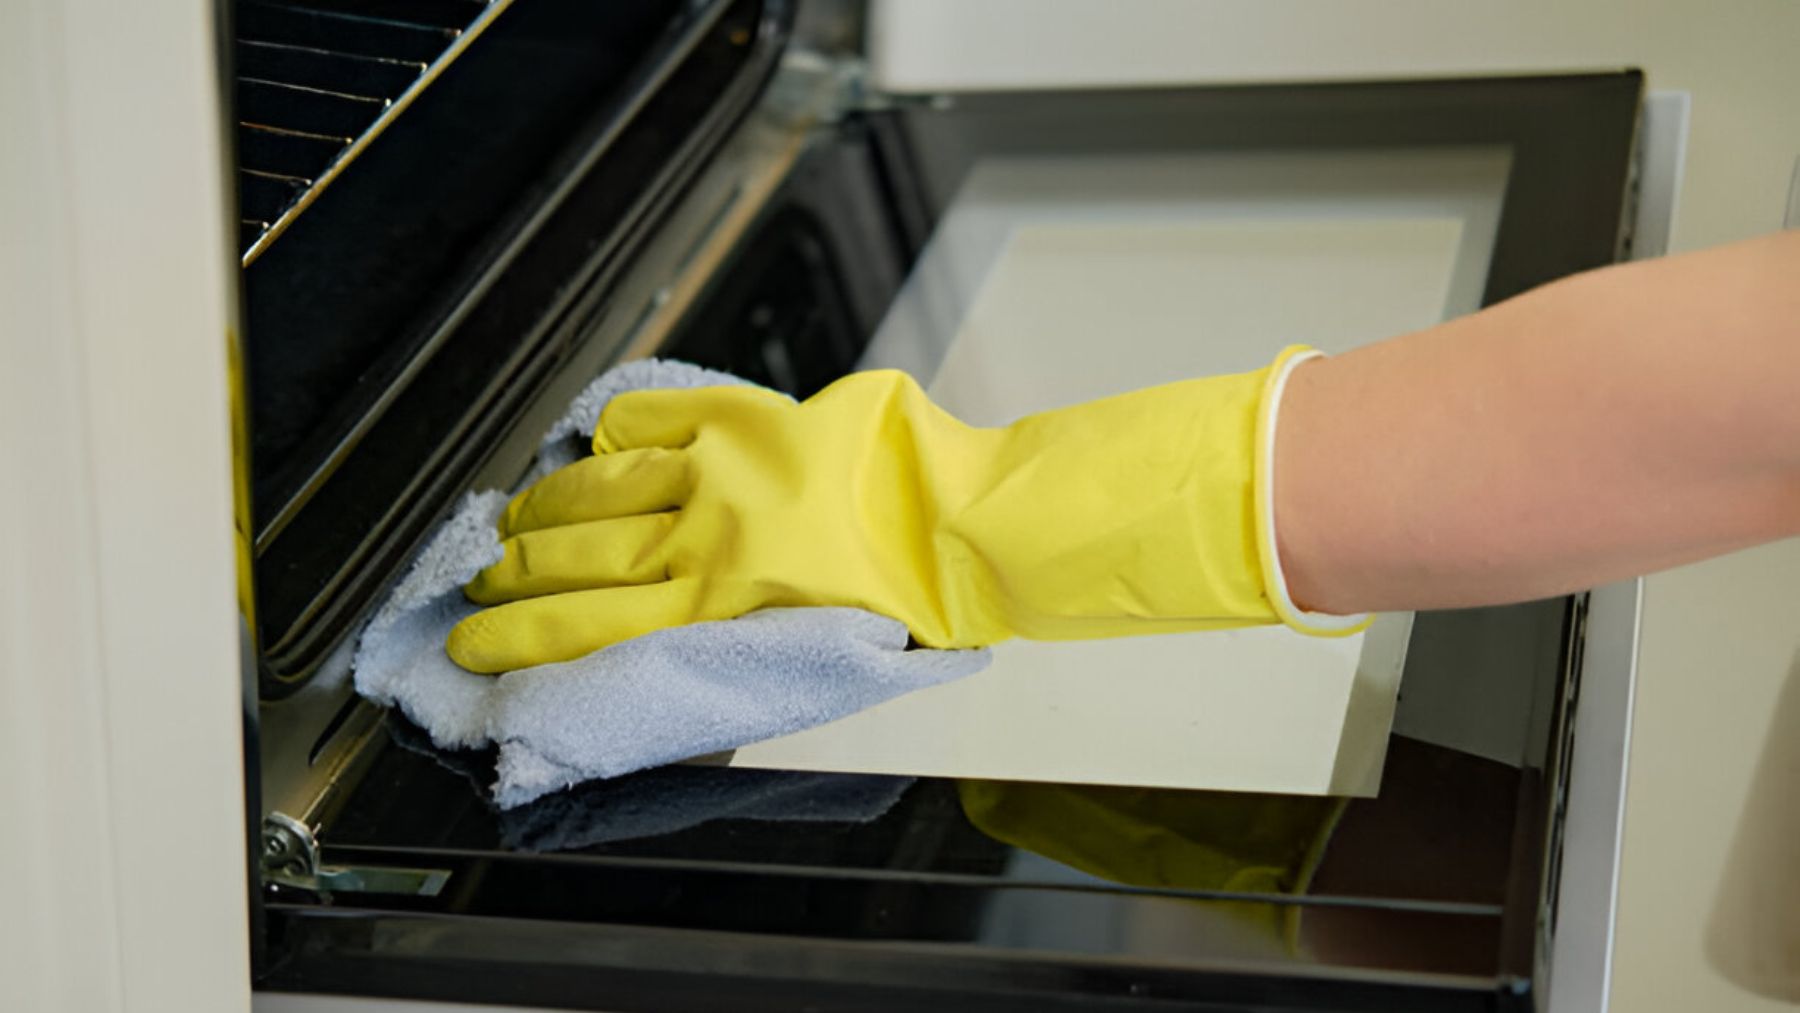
<box><xmin>1547</xmin><ymin>90</ymin><xmax>1681</xmax><ymax>1013</ymax></box>
<box><xmin>257</xmin><ymin>632</ymin><xmax>389</xmax><ymax>836</ymax></box>
<box><xmin>1628</xmin><ymin>91</ymin><xmax>1690</xmax><ymax>263</ymax></box>
<box><xmin>1546</xmin><ymin>580</ymin><xmax>1642</xmax><ymax>1013</ymax></box>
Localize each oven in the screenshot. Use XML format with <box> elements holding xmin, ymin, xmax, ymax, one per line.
<box><xmin>234</xmin><ymin>2</ymin><xmax>1654</xmax><ymax>1009</ymax></box>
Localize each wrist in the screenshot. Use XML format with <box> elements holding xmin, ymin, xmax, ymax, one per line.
<box><xmin>1255</xmin><ymin>346</ymin><xmax>1371</xmax><ymax>635</ymax></box>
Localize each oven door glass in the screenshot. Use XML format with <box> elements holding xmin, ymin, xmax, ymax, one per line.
<box><xmin>259</xmin><ymin>72</ymin><xmax>1640</xmax><ymax>1013</ymax></box>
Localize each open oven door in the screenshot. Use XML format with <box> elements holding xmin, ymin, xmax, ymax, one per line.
<box><xmin>244</xmin><ymin>8</ymin><xmax>1641</xmax><ymax>1005</ymax></box>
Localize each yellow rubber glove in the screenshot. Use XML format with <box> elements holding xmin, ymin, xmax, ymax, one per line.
<box><xmin>447</xmin><ymin>345</ymin><xmax>1365</xmax><ymax>673</ymax></box>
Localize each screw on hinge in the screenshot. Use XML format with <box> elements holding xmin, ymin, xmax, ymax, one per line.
<box><xmin>260</xmin><ymin>810</ymin><xmax>450</xmax><ymax>898</ymax></box>
<box><xmin>261</xmin><ymin>811</ymin><xmax>319</xmax><ymax>879</ymax></box>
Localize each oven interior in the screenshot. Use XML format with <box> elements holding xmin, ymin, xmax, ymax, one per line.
<box><xmin>235</xmin><ymin>3</ymin><xmax>1641</xmax><ymax>1007</ymax></box>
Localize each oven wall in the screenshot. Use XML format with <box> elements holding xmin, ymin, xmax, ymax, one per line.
<box><xmin>0</xmin><ymin>2</ymin><xmax>250</xmax><ymax>1013</ymax></box>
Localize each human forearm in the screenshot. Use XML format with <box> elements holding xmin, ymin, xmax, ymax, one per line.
<box><xmin>1275</xmin><ymin>229</ymin><xmax>1800</xmax><ymax>614</ymax></box>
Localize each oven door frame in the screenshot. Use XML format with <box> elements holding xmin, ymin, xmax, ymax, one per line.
<box><xmin>252</xmin><ymin>66</ymin><xmax>1643</xmax><ymax>1012</ymax></box>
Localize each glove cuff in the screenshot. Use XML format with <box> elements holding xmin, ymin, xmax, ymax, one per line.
<box><xmin>1253</xmin><ymin>346</ymin><xmax>1372</xmax><ymax>637</ymax></box>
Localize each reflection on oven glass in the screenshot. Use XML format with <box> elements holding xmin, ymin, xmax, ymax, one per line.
<box><xmin>342</xmin><ymin>712</ymin><xmax>1521</xmax><ymax>977</ymax></box>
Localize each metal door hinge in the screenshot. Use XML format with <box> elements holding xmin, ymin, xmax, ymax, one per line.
<box><xmin>772</xmin><ymin>49</ymin><xmax>952</xmax><ymax>128</ymax></box>
<box><xmin>261</xmin><ymin>811</ymin><xmax>450</xmax><ymax>897</ymax></box>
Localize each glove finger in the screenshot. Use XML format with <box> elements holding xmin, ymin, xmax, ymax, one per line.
<box><xmin>466</xmin><ymin>512</ymin><xmax>677</xmax><ymax>605</ymax></box>
<box><xmin>596</xmin><ymin>385</ymin><xmax>790</xmax><ymax>453</ymax></box>
<box><xmin>500</xmin><ymin>447</ymin><xmax>690</xmax><ymax>538</ymax></box>
<box><xmin>447</xmin><ymin>578</ymin><xmax>703</xmax><ymax>674</ymax></box>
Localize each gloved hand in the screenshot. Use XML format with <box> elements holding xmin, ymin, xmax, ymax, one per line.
<box><xmin>447</xmin><ymin>345</ymin><xmax>1364</xmax><ymax>673</ymax></box>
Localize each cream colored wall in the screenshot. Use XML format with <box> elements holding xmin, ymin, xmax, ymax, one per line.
<box><xmin>0</xmin><ymin>1</ymin><xmax>249</xmax><ymax>1011</ymax></box>
<box><xmin>871</xmin><ymin>4</ymin><xmax>1800</xmax><ymax>1010</ymax></box>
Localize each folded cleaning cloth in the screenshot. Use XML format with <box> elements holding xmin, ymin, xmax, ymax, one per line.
<box><xmin>353</xmin><ymin>359</ymin><xmax>991</xmax><ymax>809</ymax></box>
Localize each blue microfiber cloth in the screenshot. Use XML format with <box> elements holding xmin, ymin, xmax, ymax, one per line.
<box><xmin>353</xmin><ymin>359</ymin><xmax>991</xmax><ymax>809</ymax></box>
